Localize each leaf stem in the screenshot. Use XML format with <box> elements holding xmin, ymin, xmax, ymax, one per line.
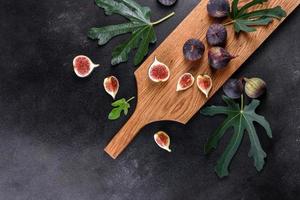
<box><xmin>223</xmin><ymin>20</ymin><xmax>235</xmax><ymax>26</ymax></box>
<box><xmin>240</xmin><ymin>94</ymin><xmax>244</xmax><ymax>111</ymax></box>
<box><xmin>151</xmin><ymin>12</ymin><xmax>175</xmax><ymax>26</ymax></box>
<box><xmin>127</xmin><ymin>96</ymin><xmax>135</xmax><ymax>103</ymax></box>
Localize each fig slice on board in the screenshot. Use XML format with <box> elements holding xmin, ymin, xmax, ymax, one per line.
<box><xmin>176</xmin><ymin>73</ymin><xmax>195</xmax><ymax>91</ymax></box>
<box><xmin>197</xmin><ymin>74</ymin><xmax>213</xmax><ymax>98</ymax></box>
<box><xmin>154</xmin><ymin>131</ymin><xmax>171</xmax><ymax>152</ymax></box>
<box><xmin>73</xmin><ymin>55</ymin><xmax>99</xmax><ymax>78</ymax></box>
<box><xmin>148</xmin><ymin>57</ymin><xmax>170</xmax><ymax>82</ymax></box>
<box><xmin>103</xmin><ymin>76</ymin><xmax>119</xmax><ymax>99</ymax></box>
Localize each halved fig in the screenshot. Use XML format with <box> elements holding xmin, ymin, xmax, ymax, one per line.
<box><xmin>103</xmin><ymin>76</ymin><xmax>119</xmax><ymax>99</ymax></box>
<box><xmin>148</xmin><ymin>57</ymin><xmax>170</xmax><ymax>82</ymax></box>
<box><xmin>176</xmin><ymin>73</ymin><xmax>195</xmax><ymax>91</ymax></box>
<box><xmin>154</xmin><ymin>131</ymin><xmax>171</xmax><ymax>152</ymax></box>
<box><xmin>73</xmin><ymin>55</ymin><xmax>99</xmax><ymax>78</ymax></box>
<box><xmin>197</xmin><ymin>75</ymin><xmax>213</xmax><ymax>98</ymax></box>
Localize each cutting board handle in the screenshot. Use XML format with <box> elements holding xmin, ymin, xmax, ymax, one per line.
<box><xmin>104</xmin><ymin>108</ymin><xmax>145</xmax><ymax>159</ymax></box>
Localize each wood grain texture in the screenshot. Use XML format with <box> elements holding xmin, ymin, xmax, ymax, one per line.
<box><xmin>105</xmin><ymin>0</ymin><xmax>299</xmax><ymax>159</ymax></box>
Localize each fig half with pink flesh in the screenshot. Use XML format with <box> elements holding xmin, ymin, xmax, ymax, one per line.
<box><xmin>154</xmin><ymin>131</ymin><xmax>171</xmax><ymax>152</ymax></box>
<box><xmin>148</xmin><ymin>57</ymin><xmax>170</xmax><ymax>82</ymax></box>
<box><xmin>176</xmin><ymin>73</ymin><xmax>195</xmax><ymax>91</ymax></box>
<box><xmin>103</xmin><ymin>76</ymin><xmax>119</xmax><ymax>99</ymax></box>
<box><xmin>197</xmin><ymin>75</ymin><xmax>213</xmax><ymax>98</ymax></box>
<box><xmin>73</xmin><ymin>55</ymin><xmax>99</xmax><ymax>78</ymax></box>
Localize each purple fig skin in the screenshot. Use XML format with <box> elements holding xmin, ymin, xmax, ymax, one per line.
<box><xmin>223</xmin><ymin>78</ymin><xmax>244</xmax><ymax>99</ymax></box>
<box><xmin>207</xmin><ymin>0</ymin><xmax>230</xmax><ymax>18</ymax></box>
<box><xmin>208</xmin><ymin>47</ymin><xmax>235</xmax><ymax>69</ymax></box>
<box><xmin>206</xmin><ymin>23</ymin><xmax>227</xmax><ymax>46</ymax></box>
<box><xmin>183</xmin><ymin>39</ymin><xmax>205</xmax><ymax>61</ymax></box>
<box><xmin>157</xmin><ymin>0</ymin><xmax>177</xmax><ymax>6</ymax></box>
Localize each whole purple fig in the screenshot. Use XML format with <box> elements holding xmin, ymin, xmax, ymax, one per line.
<box><xmin>206</xmin><ymin>23</ymin><xmax>227</xmax><ymax>46</ymax></box>
<box><xmin>207</xmin><ymin>0</ymin><xmax>230</xmax><ymax>18</ymax></box>
<box><xmin>223</xmin><ymin>78</ymin><xmax>244</xmax><ymax>99</ymax></box>
<box><xmin>183</xmin><ymin>39</ymin><xmax>205</xmax><ymax>61</ymax></box>
<box><xmin>208</xmin><ymin>47</ymin><xmax>235</xmax><ymax>69</ymax></box>
<box><xmin>157</xmin><ymin>0</ymin><xmax>177</xmax><ymax>6</ymax></box>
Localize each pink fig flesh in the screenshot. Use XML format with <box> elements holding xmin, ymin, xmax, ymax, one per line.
<box><xmin>177</xmin><ymin>73</ymin><xmax>195</xmax><ymax>91</ymax></box>
<box><xmin>197</xmin><ymin>75</ymin><xmax>213</xmax><ymax>98</ymax></box>
<box><xmin>148</xmin><ymin>57</ymin><xmax>170</xmax><ymax>82</ymax></box>
<box><xmin>74</xmin><ymin>56</ymin><xmax>90</xmax><ymax>76</ymax></box>
<box><xmin>73</xmin><ymin>55</ymin><xmax>99</xmax><ymax>77</ymax></box>
<box><xmin>103</xmin><ymin>76</ymin><xmax>119</xmax><ymax>99</ymax></box>
<box><xmin>154</xmin><ymin>131</ymin><xmax>171</xmax><ymax>152</ymax></box>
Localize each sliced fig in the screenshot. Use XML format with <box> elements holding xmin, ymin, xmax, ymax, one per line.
<box><xmin>197</xmin><ymin>75</ymin><xmax>213</xmax><ymax>98</ymax></box>
<box><xmin>208</xmin><ymin>47</ymin><xmax>235</xmax><ymax>69</ymax></box>
<box><xmin>157</xmin><ymin>0</ymin><xmax>177</xmax><ymax>6</ymax></box>
<box><xmin>183</xmin><ymin>39</ymin><xmax>205</xmax><ymax>61</ymax></box>
<box><xmin>148</xmin><ymin>57</ymin><xmax>170</xmax><ymax>82</ymax></box>
<box><xmin>176</xmin><ymin>73</ymin><xmax>195</xmax><ymax>91</ymax></box>
<box><xmin>73</xmin><ymin>55</ymin><xmax>99</xmax><ymax>78</ymax></box>
<box><xmin>154</xmin><ymin>131</ymin><xmax>171</xmax><ymax>152</ymax></box>
<box><xmin>103</xmin><ymin>76</ymin><xmax>119</xmax><ymax>99</ymax></box>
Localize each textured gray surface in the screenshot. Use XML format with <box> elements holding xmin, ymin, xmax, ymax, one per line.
<box><xmin>0</xmin><ymin>0</ymin><xmax>299</xmax><ymax>199</ymax></box>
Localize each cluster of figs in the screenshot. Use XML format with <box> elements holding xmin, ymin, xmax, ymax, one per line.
<box><xmin>147</xmin><ymin>0</ymin><xmax>236</xmax><ymax>98</ymax></box>
<box><xmin>223</xmin><ymin>77</ymin><xmax>267</xmax><ymax>99</ymax></box>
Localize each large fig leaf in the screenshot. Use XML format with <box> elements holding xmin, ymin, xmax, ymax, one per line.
<box><xmin>201</xmin><ymin>96</ymin><xmax>272</xmax><ymax>178</ymax></box>
<box><xmin>88</xmin><ymin>0</ymin><xmax>173</xmax><ymax>66</ymax></box>
<box><xmin>228</xmin><ymin>0</ymin><xmax>286</xmax><ymax>33</ymax></box>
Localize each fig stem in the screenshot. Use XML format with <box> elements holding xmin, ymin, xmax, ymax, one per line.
<box><xmin>240</xmin><ymin>94</ymin><xmax>244</xmax><ymax>111</ymax></box>
<box><xmin>223</xmin><ymin>20</ymin><xmax>235</xmax><ymax>26</ymax></box>
<box><xmin>151</xmin><ymin>12</ymin><xmax>175</xmax><ymax>26</ymax></box>
<box><xmin>127</xmin><ymin>96</ymin><xmax>135</xmax><ymax>103</ymax></box>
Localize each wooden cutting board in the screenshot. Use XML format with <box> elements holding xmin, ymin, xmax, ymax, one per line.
<box><xmin>105</xmin><ymin>0</ymin><xmax>299</xmax><ymax>159</ymax></box>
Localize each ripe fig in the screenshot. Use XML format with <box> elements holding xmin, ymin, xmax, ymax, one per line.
<box><xmin>223</xmin><ymin>78</ymin><xmax>243</xmax><ymax>99</ymax></box>
<box><xmin>206</xmin><ymin>23</ymin><xmax>227</xmax><ymax>46</ymax></box>
<box><xmin>183</xmin><ymin>39</ymin><xmax>205</xmax><ymax>61</ymax></box>
<box><xmin>244</xmin><ymin>77</ymin><xmax>266</xmax><ymax>98</ymax></box>
<box><xmin>148</xmin><ymin>57</ymin><xmax>170</xmax><ymax>82</ymax></box>
<box><xmin>103</xmin><ymin>76</ymin><xmax>119</xmax><ymax>99</ymax></box>
<box><xmin>197</xmin><ymin>75</ymin><xmax>212</xmax><ymax>98</ymax></box>
<box><xmin>154</xmin><ymin>131</ymin><xmax>171</xmax><ymax>152</ymax></box>
<box><xmin>73</xmin><ymin>55</ymin><xmax>99</xmax><ymax>78</ymax></box>
<box><xmin>207</xmin><ymin>0</ymin><xmax>230</xmax><ymax>18</ymax></box>
<box><xmin>208</xmin><ymin>47</ymin><xmax>235</xmax><ymax>69</ymax></box>
<box><xmin>176</xmin><ymin>73</ymin><xmax>195</xmax><ymax>91</ymax></box>
<box><xmin>157</xmin><ymin>0</ymin><xmax>177</xmax><ymax>6</ymax></box>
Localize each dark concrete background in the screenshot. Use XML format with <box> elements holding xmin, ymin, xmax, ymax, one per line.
<box><xmin>0</xmin><ymin>0</ymin><xmax>299</xmax><ymax>199</ymax></box>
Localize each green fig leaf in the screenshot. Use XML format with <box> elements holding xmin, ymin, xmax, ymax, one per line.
<box><xmin>201</xmin><ymin>96</ymin><xmax>272</xmax><ymax>178</ymax></box>
<box><xmin>88</xmin><ymin>0</ymin><xmax>174</xmax><ymax>66</ymax></box>
<box><xmin>230</xmin><ymin>0</ymin><xmax>286</xmax><ymax>33</ymax></box>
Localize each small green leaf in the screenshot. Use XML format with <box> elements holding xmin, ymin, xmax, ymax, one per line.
<box><xmin>111</xmin><ymin>98</ymin><xmax>126</xmax><ymax>107</ymax></box>
<box><xmin>202</xmin><ymin>95</ymin><xmax>272</xmax><ymax>178</ymax></box>
<box><xmin>108</xmin><ymin>97</ymin><xmax>135</xmax><ymax>120</ymax></box>
<box><xmin>108</xmin><ymin>107</ymin><xmax>122</xmax><ymax>120</ymax></box>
